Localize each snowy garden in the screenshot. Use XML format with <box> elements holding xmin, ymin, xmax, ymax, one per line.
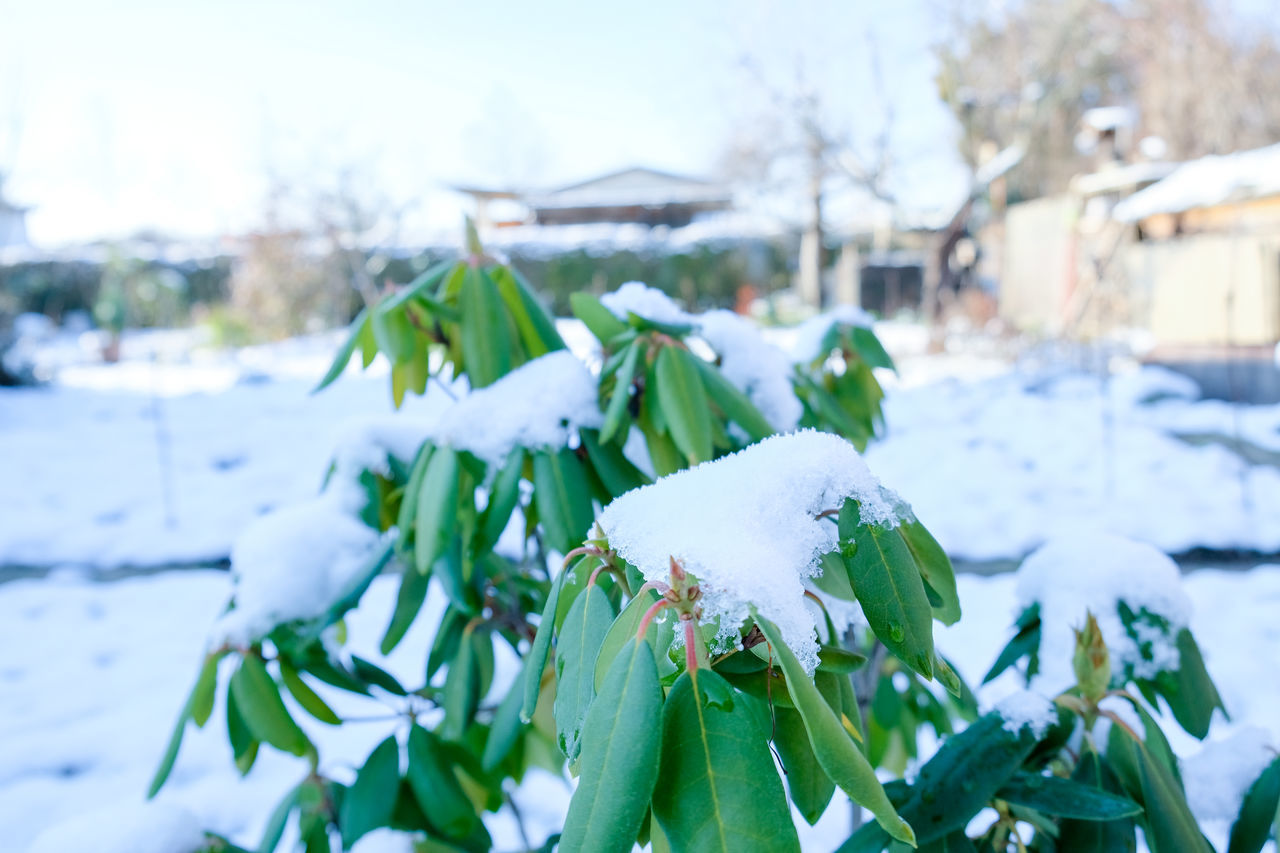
<box><xmin>3</xmin><ymin>261</ymin><xmax>1280</xmax><ymax>852</ymax></box>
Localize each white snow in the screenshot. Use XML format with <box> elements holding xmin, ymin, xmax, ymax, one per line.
<box><xmin>1182</xmin><ymin>726</ymin><xmax>1277</xmax><ymax>825</ymax></box>
<box><xmin>349</xmin><ymin>828</ymin><xmax>419</xmax><ymax>853</ymax></box>
<box><xmin>26</xmin><ymin>801</ymin><xmax>205</xmax><ymax>853</ymax></box>
<box><xmin>1114</xmin><ymin>142</ymin><xmax>1280</xmax><ymax>222</ymax></box>
<box><xmin>788</xmin><ymin>305</ymin><xmax>875</xmax><ymax>365</ymax></box>
<box><xmin>429</xmin><ymin>350</ymin><xmax>602</xmax><ymax>466</ymax></box>
<box><xmin>213</xmin><ymin>498</ymin><xmax>385</xmax><ymax>645</ymax></box>
<box><xmin>994</xmin><ymin>690</ymin><xmax>1059</xmax><ymax>739</ymax></box>
<box><xmin>696</xmin><ymin>309</ymin><xmax>802</xmax><ymax>431</ymax></box>
<box><xmin>1015</xmin><ymin>532</ymin><xmax>1191</xmax><ymax>690</ymax></box>
<box><xmin>599</xmin><ymin>280</ymin><xmax>692</xmax><ymax>326</ymax></box>
<box><xmin>598</xmin><ymin>430</ymin><xmax>906</xmax><ymax>673</ymax></box>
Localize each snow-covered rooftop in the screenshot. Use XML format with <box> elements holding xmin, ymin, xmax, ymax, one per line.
<box><xmin>1114</xmin><ymin>142</ymin><xmax>1280</xmax><ymax>222</ymax></box>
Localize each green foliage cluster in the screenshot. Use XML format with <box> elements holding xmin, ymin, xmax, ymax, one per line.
<box><xmin>148</xmin><ymin>241</ymin><xmax>1277</xmax><ymax>853</ymax></box>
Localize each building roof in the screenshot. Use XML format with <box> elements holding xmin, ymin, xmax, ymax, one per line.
<box><xmin>527</xmin><ymin>166</ymin><xmax>731</xmax><ymax>210</ymax></box>
<box><xmin>1114</xmin><ymin>142</ymin><xmax>1280</xmax><ymax>222</ymax></box>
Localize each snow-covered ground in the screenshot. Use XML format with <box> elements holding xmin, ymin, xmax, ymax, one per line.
<box><xmin>3</xmin><ymin>325</ymin><xmax>1280</xmax><ymax>850</ymax></box>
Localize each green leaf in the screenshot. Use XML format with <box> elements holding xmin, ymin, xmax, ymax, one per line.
<box><xmin>1058</xmin><ymin>746</ymin><xmax>1138</xmax><ymax>852</ymax></box>
<box><xmin>812</xmin><ymin>550</ymin><xmax>858</xmax><ymax>601</ymax></box>
<box><xmin>898</xmin><ymin>519</ymin><xmax>961</xmax><ymax>626</ymax></box>
<box><xmin>379</xmin><ymin>259</ymin><xmax>454</xmax><ymax>313</ymax></box>
<box><xmin>996</xmin><ymin>769</ymin><xmax>1141</xmax><ymax>820</ymax></box>
<box><xmin>651</xmin><ymin>668</ymin><xmax>800</xmax><ymax>853</ymax></box>
<box><xmin>818</xmin><ymin>646</ymin><xmax>868</xmax><ymax>674</ymax></box>
<box><xmin>1131</xmin><ymin>736</ymin><xmax>1213</xmax><ymax>853</ymax></box>
<box><xmin>475</xmin><ymin>448</ymin><xmax>524</xmax><ymax>555</ymax></box>
<box><xmin>774</xmin><ymin>705</ymin><xmax>837</xmax><ymax>825</ymax></box>
<box><xmin>851</xmin><ymin>326</ymin><xmax>895</xmax><ymax>370</ymax></box>
<box><xmin>371</xmin><ymin>302</ymin><xmax>417</xmax><ymax>364</ymax></box>
<box><xmin>148</xmin><ymin>649</ymin><xmax>224</xmax><ymax>796</ymax></box>
<box><xmin>654</xmin><ymin>345</ymin><xmax>714</xmax><ymax>463</ymax></box>
<box><xmin>692</xmin><ymin>356</ymin><xmax>777</xmax><ymax>441</ymax></box>
<box><xmin>459</xmin><ymin>267</ymin><xmax>513</xmax><ymax>387</ymax></box>
<box><xmin>982</xmin><ymin>603</ymin><xmax>1041</xmax><ymax>685</ymax></box>
<box><xmin>571</xmin><ymin>292</ymin><xmax>629</xmax><ymax>344</ymax></box>
<box><xmin>593</xmin><ymin>587</ymin><xmax>661</xmax><ymax>691</ymax></box>
<box><xmin>279</xmin><ymin>661</ymin><xmax>341</xmax><ymax>725</ymax></box>
<box><xmin>579</xmin><ymin>429</ymin><xmax>650</xmax><ymax>497</ymax></box>
<box><xmin>380</xmin><ymin>563</ymin><xmax>431</xmax><ymax>655</ymax></box>
<box><xmin>314</xmin><ymin>308</ymin><xmax>370</xmax><ymax>392</ymax></box>
<box><xmin>257</xmin><ymin>784</ymin><xmax>301</xmax><ymax>853</ymax></box>
<box><xmin>755</xmin><ymin>616</ymin><xmax>915</xmax><ymax>846</ymax></box>
<box><xmin>229</xmin><ymin>656</ymin><xmax>311</xmax><ymax>757</ymax></box>
<box><xmin>340</xmin><ymin>735</ymin><xmax>400</xmax><ymax>848</ymax></box>
<box><xmin>895</xmin><ymin>712</ymin><xmax>1037</xmax><ymax>844</ymax></box>
<box><xmin>323</xmin><ymin>539</ymin><xmax>396</xmax><ymax>626</ymax></box>
<box><xmin>492</xmin><ymin>266</ymin><xmax>565</xmax><ymax>358</ymax></box>
<box><xmin>601</xmin><ymin>342</ymin><xmax>641</xmax><ymax>444</ymax></box>
<box><xmin>843</xmin><ymin>510</ymin><xmax>936</xmax><ymax>679</ymax></box>
<box><xmin>560</xmin><ymin>639</ymin><xmax>664</xmax><ymax>853</ymax></box>
<box><xmin>520</xmin><ymin>570</ymin><xmax>565</xmax><ymax>722</ymax></box>
<box><xmin>442</xmin><ymin>627</ymin><xmax>480</xmax><ymax>740</ymax></box>
<box><xmin>1228</xmin><ymin>755</ymin><xmax>1280</xmax><ymax>853</ymax></box>
<box><xmin>226</xmin><ymin>686</ymin><xmax>259</xmax><ymax>775</ymax></box>
<box><xmin>1155</xmin><ymin>628</ymin><xmax>1226</xmax><ymax>739</ymax></box>
<box><xmin>553</xmin><ymin>584</ymin><xmax>615</xmax><ymax>762</ymax></box>
<box><xmin>395</xmin><ymin>443</ymin><xmax>434</xmax><ymax>550</ymax></box>
<box><xmin>406</xmin><ymin>724</ymin><xmax>479</xmax><ymax>840</ymax></box>
<box><xmin>351</xmin><ymin>655</ymin><xmax>407</xmax><ymax>696</ymax></box>
<box><xmin>532</xmin><ymin>448</ymin><xmax>596</xmax><ymax>556</ymax></box>
<box><xmin>415</xmin><ymin>446</ymin><xmax>460</xmax><ymax>574</ymax></box>
<box><xmin>481</xmin><ymin>668</ymin><xmax>527</xmax><ymax>773</ymax></box>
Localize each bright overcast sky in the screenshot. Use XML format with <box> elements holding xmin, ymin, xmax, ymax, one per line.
<box><xmin>1</xmin><ymin>0</ymin><xmax>967</xmax><ymax>246</ymax></box>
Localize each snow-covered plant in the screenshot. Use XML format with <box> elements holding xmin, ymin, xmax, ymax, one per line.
<box><xmin>535</xmin><ymin>431</ymin><xmax>963</xmax><ymax>851</ymax></box>
<box><xmin>841</xmin><ymin>534</ymin><xmax>1278</xmax><ymax>853</ymax></box>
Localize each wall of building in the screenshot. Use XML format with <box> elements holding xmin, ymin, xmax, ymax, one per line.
<box><xmin>997</xmin><ymin>195</ymin><xmax>1078</xmax><ymax>334</ymax></box>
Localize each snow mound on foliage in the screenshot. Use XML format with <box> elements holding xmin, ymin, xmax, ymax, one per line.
<box><xmin>1015</xmin><ymin>531</ymin><xmax>1192</xmax><ymax>691</ymax></box>
<box><xmin>600</xmin><ymin>281</ymin><xmax>691</xmax><ymax>326</ymax></box>
<box><xmin>599</xmin><ymin>430</ymin><xmax>905</xmax><ymax>673</ymax></box>
<box><xmin>432</xmin><ymin>350</ymin><xmax>602</xmax><ymax>465</ymax></box>
<box><xmin>995</xmin><ymin>690</ymin><xmax>1058</xmax><ymax>738</ymax></box>
<box><xmin>697</xmin><ymin>309</ymin><xmax>802</xmax><ymax>431</ymax></box>
<box><xmin>1182</xmin><ymin>726</ymin><xmax>1277</xmax><ymax>824</ymax></box>
<box><xmin>789</xmin><ymin>305</ymin><xmax>874</xmax><ymax>364</ymax></box>
<box><xmin>26</xmin><ymin>801</ymin><xmax>204</xmax><ymax>853</ymax></box>
<box><xmin>213</xmin><ymin>498</ymin><xmax>385</xmax><ymax>644</ymax></box>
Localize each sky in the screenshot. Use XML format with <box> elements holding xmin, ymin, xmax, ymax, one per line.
<box><xmin>0</xmin><ymin>0</ymin><xmax>968</xmax><ymax>246</ymax></box>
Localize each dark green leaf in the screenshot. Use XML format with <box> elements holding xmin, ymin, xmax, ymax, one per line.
<box><xmin>691</xmin><ymin>357</ymin><xmax>775</xmax><ymax>441</ymax></box>
<box><xmin>229</xmin><ymin>656</ymin><xmax>311</xmax><ymax>757</ymax></box>
<box><xmin>1155</xmin><ymin>628</ymin><xmax>1226</xmax><ymax>739</ymax></box>
<box><xmin>406</xmin><ymin>724</ymin><xmax>479</xmax><ymax>840</ymax></box>
<box><xmin>226</xmin><ymin>686</ymin><xmax>258</xmax><ymax>775</ymax></box>
<box><xmin>532</xmin><ymin>448</ymin><xmax>596</xmax><ymax>556</ymax></box>
<box><xmin>256</xmin><ymin>784</ymin><xmax>300</xmax><ymax>853</ymax></box>
<box><xmin>996</xmin><ymin>770</ymin><xmax>1141</xmax><ymax>820</ymax></box>
<box><xmin>851</xmin><ymin>326</ymin><xmax>895</xmax><ymax>370</ymax></box>
<box><xmin>774</xmin><ymin>706</ymin><xmax>836</xmax><ymax>825</ymax></box>
<box><xmin>553</xmin><ymin>584</ymin><xmax>615</xmax><ymax>762</ymax></box>
<box><xmin>579</xmin><ymin>430</ymin><xmax>650</xmax><ymax>497</ymax></box>
<box><xmin>843</xmin><ymin>510</ymin><xmax>935</xmax><ymax>679</ymax></box>
<box><xmin>351</xmin><ymin>655</ymin><xmax>407</xmax><ymax>696</ymax></box>
<box><xmin>601</xmin><ymin>342</ymin><xmax>641</xmax><ymax>444</ymax></box>
<box><xmin>570</xmin><ymin>291</ymin><xmax>629</xmax><ymax>344</ymax></box>
<box><xmin>280</xmin><ymin>661</ymin><xmax>341</xmax><ymax>725</ymax></box>
<box><xmin>442</xmin><ymin>627</ymin><xmax>480</xmax><ymax>740</ymax></box>
<box><xmin>594</xmin><ymin>587</ymin><xmax>660</xmax><ymax>691</ymax></box>
<box><xmin>380</xmin><ymin>563</ymin><xmax>431</xmax><ymax>655</ymax></box>
<box><xmin>756</xmin><ymin>616</ymin><xmax>915</xmax><ymax>845</ymax></box>
<box><xmin>481</xmin><ymin>668</ymin><xmax>527</xmax><ymax>773</ymax></box>
<box><xmin>1228</xmin><ymin>755</ymin><xmax>1280</xmax><ymax>853</ymax></box>
<box><xmin>520</xmin><ymin>570</ymin><xmax>565</xmax><ymax>722</ymax></box>
<box><xmin>459</xmin><ymin>267</ymin><xmax>513</xmax><ymax>387</ymax></box>
<box><xmin>899</xmin><ymin>519</ymin><xmax>961</xmax><ymax>626</ymax></box>
<box><xmin>314</xmin><ymin>308</ymin><xmax>370</xmax><ymax>392</ymax></box>
<box><xmin>415</xmin><ymin>446</ymin><xmax>460</xmax><ymax>574</ymax></box>
<box><xmin>560</xmin><ymin>639</ymin><xmax>664</xmax><ymax>853</ymax></box>
<box><xmin>475</xmin><ymin>448</ymin><xmax>524</xmax><ymax>555</ymax></box>
<box><xmin>654</xmin><ymin>345</ymin><xmax>714</xmax><ymax>463</ymax></box>
<box><xmin>1058</xmin><ymin>747</ymin><xmax>1138</xmax><ymax>852</ymax></box>
<box><xmin>340</xmin><ymin>735</ymin><xmax>400</xmax><ymax>848</ymax></box>
<box><xmin>652</xmin><ymin>668</ymin><xmax>801</xmax><ymax>853</ymax></box>
<box><xmin>371</xmin><ymin>303</ymin><xmax>417</xmax><ymax>364</ymax></box>
<box><xmin>492</xmin><ymin>265</ymin><xmax>565</xmax><ymax>358</ymax></box>
<box><xmin>896</xmin><ymin>713</ymin><xmax>1037</xmax><ymax>844</ymax></box>
<box><xmin>982</xmin><ymin>603</ymin><xmax>1041</xmax><ymax>685</ymax></box>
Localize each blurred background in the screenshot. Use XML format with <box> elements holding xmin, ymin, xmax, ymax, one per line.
<box><xmin>4</xmin><ymin>0</ymin><xmax>1280</xmax><ymax>850</ymax></box>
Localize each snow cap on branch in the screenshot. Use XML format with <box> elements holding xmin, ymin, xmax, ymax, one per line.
<box><xmin>599</xmin><ymin>430</ymin><xmax>906</xmax><ymax>673</ymax></box>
